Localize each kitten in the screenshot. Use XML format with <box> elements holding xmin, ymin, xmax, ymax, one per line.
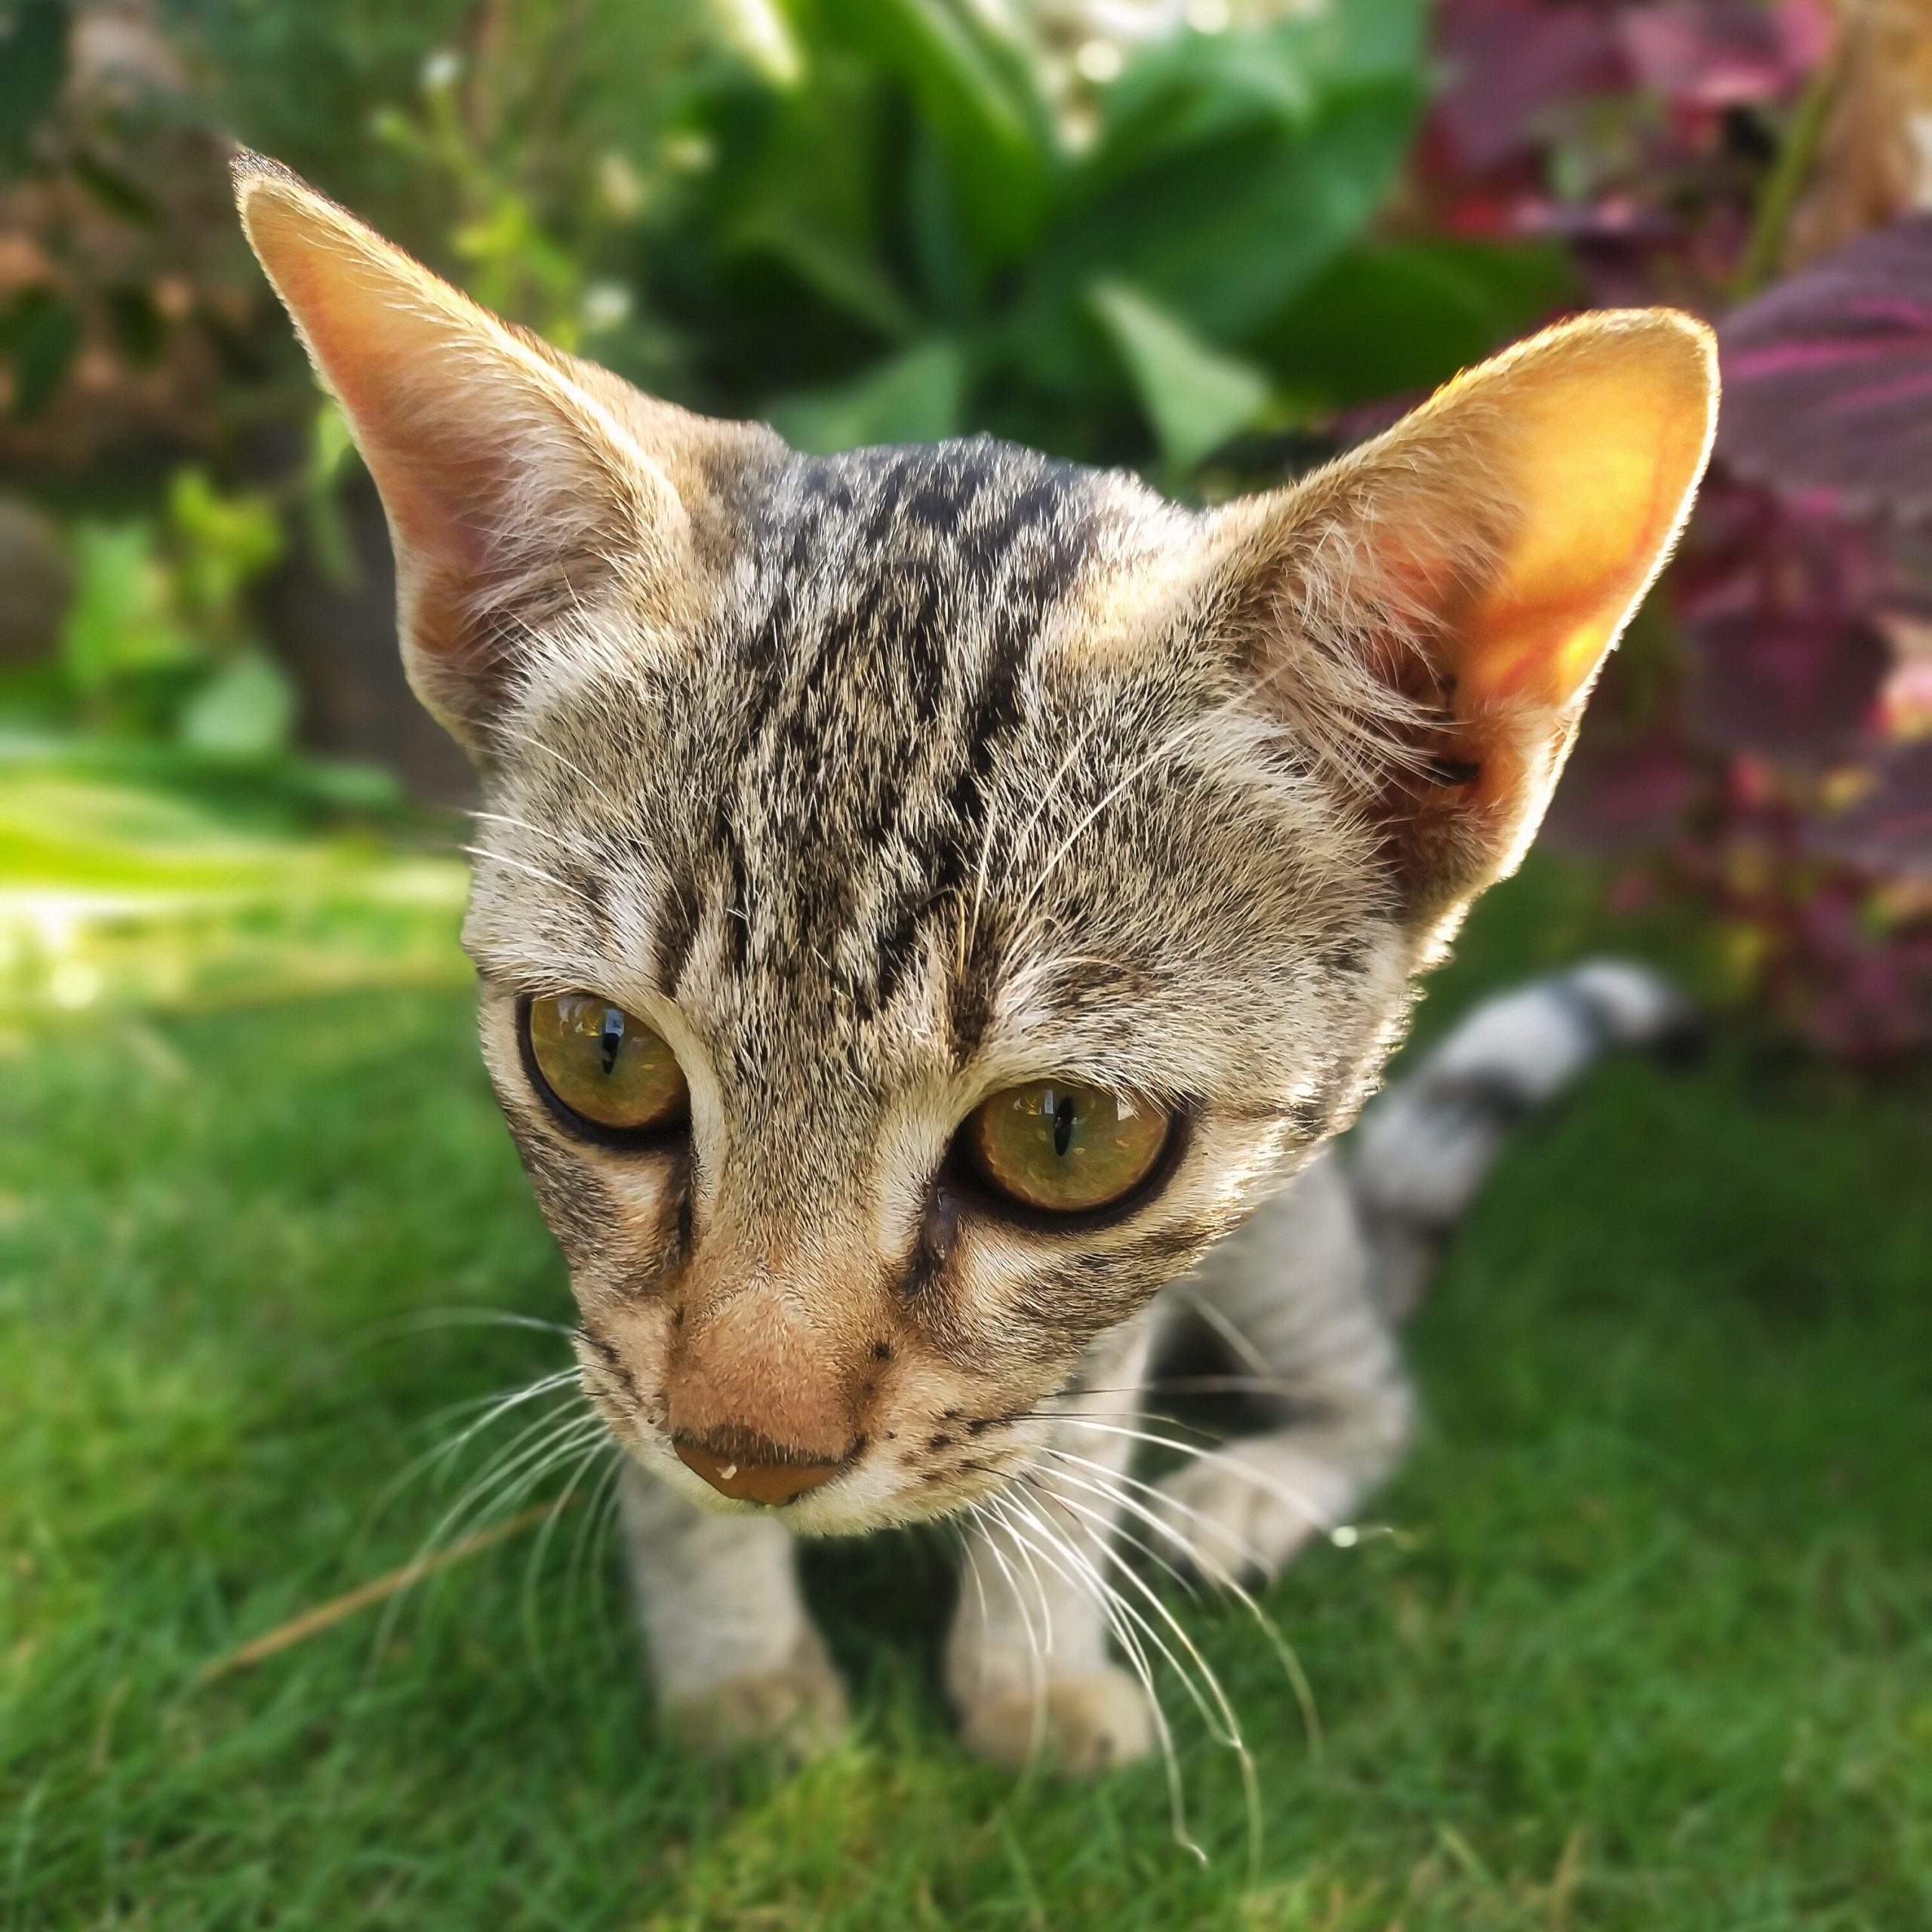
<box><xmin>233</xmin><ymin>152</ymin><xmax>1715</xmax><ymax>1768</ymax></box>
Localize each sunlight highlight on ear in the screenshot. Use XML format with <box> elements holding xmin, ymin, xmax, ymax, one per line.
<box><xmin>232</xmin><ymin>150</ymin><xmax>687</xmax><ymax>749</ymax></box>
<box><xmin>233</xmin><ymin>152</ymin><xmax>651</xmax><ymax>571</ymax></box>
<box><xmin>1209</xmin><ymin>308</ymin><xmax>1718</xmax><ymax>932</ymax></box>
<box><xmin>1420</xmin><ymin>312</ymin><xmax>1718</xmax><ymax>712</ymax></box>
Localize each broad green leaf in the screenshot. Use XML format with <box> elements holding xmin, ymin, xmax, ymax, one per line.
<box><xmin>178</xmin><ymin>653</ymin><xmax>298</xmax><ymax>761</ymax></box>
<box><xmin>0</xmin><ymin>0</ymin><xmax>65</xmax><ymax>178</ymax></box>
<box><xmin>721</xmin><ymin>49</ymin><xmax>919</xmax><ymax>338</ymax></box>
<box><xmin>1011</xmin><ymin>81</ymin><xmax>1423</xmax><ymax>397</ymax></box>
<box><xmin>1091</xmin><ymin>281</ymin><xmax>1270</xmax><ymax>472</ymax></box>
<box><xmin>1086</xmin><ymin>0</ymin><xmax>1426</xmax><ymax>197</ymax></box>
<box><xmin>820</xmin><ymin>0</ymin><xmax>1055</xmax><ymax>265</ymax></box>
<box><xmin>724</xmin><ymin>214</ymin><xmax>918</xmax><ymax>341</ymax></box>
<box><xmin>1252</xmin><ymin>240</ymin><xmax>1579</xmax><ymax>411</ymax></box>
<box><xmin>768</xmin><ymin>339</ymin><xmax>965</xmax><ymax>451</ymax></box>
<box><xmin>906</xmin><ymin>122</ymin><xmax>974</xmax><ymax>323</ymax></box>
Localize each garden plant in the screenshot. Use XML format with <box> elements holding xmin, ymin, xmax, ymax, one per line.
<box><xmin>2</xmin><ymin>2</ymin><xmax>1929</xmax><ymax>1926</ymax></box>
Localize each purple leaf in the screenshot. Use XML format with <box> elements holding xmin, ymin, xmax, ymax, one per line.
<box><xmin>1544</xmin><ymin>729</ymin><xmax>1700</xmax><ymax>854</ymax></box>
<box><xmin>1719</xmin><ymin>214</ymin><xmax>1932</xmax><ymax>519</ymax></box>
<box><xmin>1684</xmin><ymin>611</ymin><xmax>1890</xmax><ymax>762</ymax></box>
<box><xmin>1813</xmin><ymin>740</ymin><xmax>1932</xmax><ymax>877</ymax></box>
<box><xmin>1620</xmin><ymin>0</ymin><xmax>1831</xmax><ymax>109</ymax></box>
<box><xmin>1433</xmin><ymin>0</ymin><xmax>1629</xmax><ymax>172</ymax></box>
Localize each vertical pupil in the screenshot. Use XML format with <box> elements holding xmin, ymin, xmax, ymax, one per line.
<box><xmin>598</xmin><ymin>1004</ymin><xmax>625</xmax><ymax>1076</ymax></box>
<box><xmin>1051</xmin><ymin>1092</ymin><xmax>1076</xmax><ymax>1158</ymax></box>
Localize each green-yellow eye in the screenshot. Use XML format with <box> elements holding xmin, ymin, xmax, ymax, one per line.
<box><xmin>964</xmin><ymin>1081</ymin><xmax>1171</xmax><ymax>1216</ymax></box>
<box><xmin>525</xmin><ymin>992</ymin><xmax>688</xmax><ymax>1134</ymax></box>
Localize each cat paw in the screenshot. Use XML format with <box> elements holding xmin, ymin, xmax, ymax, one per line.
<box><xmin>1150</xmin><ymin>1451</ymin><xmax>1357</xmax><ymax>1592</ymax></box>
<box><xmin>664</xmin><ymin>1631</ymin><xmax>848</xmax><ymax>1761</ymax></box>
<box><xmin>957</xmin><ymin>1666</ymin><xmax>1155</xmax><ymax>1773</ymax></box>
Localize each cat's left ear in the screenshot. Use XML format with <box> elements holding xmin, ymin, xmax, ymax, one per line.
<box><xmin>233</xmin><ymin>152</ymin><xmax>758</xmax><ymax>757</ymax></box>
<box><xmin>1207</xmin><ymin>310</ymin><xmax>1717</xmax><ymax>931</ymax></box>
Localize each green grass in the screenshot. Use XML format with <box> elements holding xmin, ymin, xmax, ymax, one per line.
<box><xmin>3</xmin><ymin>869</ymin><xmax>1930</xmax><ymax>1929</ymax></box>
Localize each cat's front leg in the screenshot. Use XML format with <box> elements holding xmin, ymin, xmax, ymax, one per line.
<box><xmin>618</xmin><ymin>1460</ymin><xmax>846</xmax><ymax>1758</ymax></box>
<box><xmin>1149</xmin><ymin>1151</ymin><xmax>1414</xmax><ymax>1588</ymax></box>
<box><xmin>946</xmin><ymin>1318</ymin><xmax>1159</xmax><ymax>1772</ymax></box>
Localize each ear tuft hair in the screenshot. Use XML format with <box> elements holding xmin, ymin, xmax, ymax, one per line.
<box><xmin>232</xmin><ymin>151</ymin><xmax>768</xmax><ymax>757</ymax></box>
<box><xmin>1209</xmin><ymin>309</ymin><xmax>1717</xmax><ymax>930</ymax></box>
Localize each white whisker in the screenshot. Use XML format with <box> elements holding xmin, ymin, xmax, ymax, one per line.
<box><xmin>461</xmin><ymin>844</ymin><xmax>571</xmax><ymax>892</ymax></box>
<box><xmin>520</xmin><ymin>1429</ymin><xmax>617</xmax><ymax>1672</ymax></box>
<box><xmin>368</xmin><ymin>1407</ymin><xmax>607</xmax><ymax>1664</ymax></box>
<box><xmin>1032</xmin><ymin>1415</ymin><xmax>1337</xmax><ymax>1529</ymax></box>
<box><xmin>485</xmin><ymin>722</ymin><xmax>625</xmax><ymax>814</ymax></box>
<box><xmin>1165</xmin><ymin>1284</ymin><xmax>1277</xmax><ymax>1383</ymax></box>
<box><xmin>1004</xmin><ymin>703</ymin><xmax>1236</xmax><ymax>937</ymax></box>
<box><xmin>1011</xmin><ymin>1482</ymin><xmax>1261</xmax><ymax>1877</ymax></box>
<box><xmin>989</xmin><ymin>1489</ymin><xmax>1201</xmax><ymax>1861</ymax></box>
<box><xmin>1035</xmin><ymin>1452</ymin><xmax>1322</xmax><ymax>1762</ymax></box>
<box><xmin>359</xmin><ymin>1368</ymin><xmax>582</xmax><ymax>1545</ymax></box>
<box><xmin>466</xmin><ymin>808</ymin><xmax>606</xmax><ymax>871</ymax></box>
<box><xmin>969</xmin><ymin>1497</ymin><xmax>1053</xmax><ymax>1767</ymax></box>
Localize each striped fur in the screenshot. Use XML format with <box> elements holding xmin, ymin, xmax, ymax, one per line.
<box><xmin>232</xmin><ymin>155</ymin><xmax>1718</xmax><ymax>1765</ymax></box>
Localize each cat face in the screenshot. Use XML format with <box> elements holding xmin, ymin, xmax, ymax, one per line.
<box><xmin>235</xmin><ymin>154</ymin><xmax>1716</xmax><ymax>1534</ymax></box>
<box><xmin>457</xmin><ymin>438</ymin><xmax>1414</xmax><ymax>1529</ymax></box>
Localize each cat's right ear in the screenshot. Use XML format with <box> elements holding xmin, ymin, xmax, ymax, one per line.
<box><xmin>232</xmin><ymin>152</ymin><xmax>737</xmax><ymax>757</ymax></box>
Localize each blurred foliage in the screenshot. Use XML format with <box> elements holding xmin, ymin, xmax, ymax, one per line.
<box><xmin>149</xmin><ymin>0</ymin><xmax>1571</xmax><ymax>468</ymax></box>
<box><xmin>1414</xmin><ymin>0</ymin><xmax>1931</xmax><ymax>1055</ymax></box>
<box><xmin>671</xmin><ymin>0</ymin><xmax>1437</xmax><ymax>464</ymax></box>
<box><xmin>0</xmin><ymin>0</ymin><xmax>1927</xmax><ymax>1050</ymax></box>
<box><xmin>0</xmin><ymin>747</ymin><xmax>468</xmax><ymax>1019</ymax></box>
<box><xmin>1</xmin><ymin>455</ymin><xmax>408</xmax><ymax>801</ymax></box>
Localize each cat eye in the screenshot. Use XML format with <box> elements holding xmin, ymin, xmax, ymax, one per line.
<box><xmin>962</xmin><ymin>1081</ymin><xmax>1172</xmax><ymax>1217</ymax></box>
<box><xmin>523</xmin><ymin>992</ymin><xmax>689</xmax><ymax>1137</ymax></box>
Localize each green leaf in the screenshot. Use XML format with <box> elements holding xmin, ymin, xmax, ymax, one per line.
<box><xmin>1</xmin><ymin>287</ymin><xmax>81</xmax><ymax>420</ymax></box>
<box><xmin>60</xmin><ymin>525</ymin><xmax>201</xmax><ymax>694</ymax></box>
<box><xmin>1008</xmin><ymin>48</ymin><xmax>1424</xmax><ymax>395</ymax></box>
<box><xmin>729</xmin><ymin>217</ymin><xmax>919</xmax><ymax>340</ymax></box>
<box><xmin>720</xmin><ymin>49</ymin><xmax>919</xmax><ymax>339</ymax></box>
<box><xmin>768</xmin><ymin>339</ymin><xmax>965</xmax><ymax>453</ymax></box>
<box><xmin>1251</xmin><ymin>240</ymin><xmax>1579</xmax><ymax>411</ymax></box>
<box><xmin>820</xmin><ymin>0</ymin><xmax>1055</xmax><ymax>265</ymax></box>
<box><xmin>0</xmin><ymin>0</ymin><xmax>66</xmax><ymax>178</ymax></box>
<box><xmin>1084</xmin><ymin>0</ymin><xmax>1425</xmax><ymax>198</ymax></box>
<box><xmin>1090</xmin><ymin>281</ymin><xmax>1270</xmax><ymax>472</ymax></box>
<box><xmin>178</xmin><ymin>652</ymin><xmax>298</xmax><ymax>761</ymax></box>
<box><xmin>166</xmin><ymin>470</ymin><xmax>285</xmax><ymax>629</ymax></box>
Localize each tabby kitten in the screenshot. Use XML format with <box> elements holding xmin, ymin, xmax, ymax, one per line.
<box><xmin>234</xmin><ymin>152</ymin><xmax>1715</xmax><ymax>1769</ymax></box>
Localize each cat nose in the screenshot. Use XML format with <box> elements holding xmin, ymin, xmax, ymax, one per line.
<box><xmin>673</xmin><ymin>1429</ymin><xmax>847</xmax><ymax>1506</ymax></box>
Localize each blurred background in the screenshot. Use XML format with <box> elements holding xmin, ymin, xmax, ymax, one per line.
<box><xmin>2</xmin><ymin>0</ymin><xmax>1930</xmax><ymax>1045</ymax></box>
<box><xmin>5</xmin><ymin>4</ymin><xmax>1931</xmax><ymax>1928</ymax></box>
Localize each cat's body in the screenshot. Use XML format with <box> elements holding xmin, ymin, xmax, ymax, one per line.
<box><xmin>233</xmin><ymin>153</ymin><xmax>1717</xmax><ymax>1766</ymax></box>
<box><xmin>623</xmin><ymin>958</ymin><xmax>1690</xmax><ymax>1764</ymax></box>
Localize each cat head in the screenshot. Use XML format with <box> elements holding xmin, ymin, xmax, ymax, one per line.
<box><xmin>235</xmin><ymin>154</ymin><xmax>1715</xmax><ymax>1534</ymax></box>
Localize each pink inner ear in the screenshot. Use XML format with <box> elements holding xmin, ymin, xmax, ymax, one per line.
<box><xmin>1443</xmin><ymin>328</ymin><xmax>1716</xmax><ymax>716</ymax></box>
<box><xmin>1251</xmin><ymin>312</ymin><xmax>1715</xmax><ymax>924</ymax></box>
<box><xmin>255</xmin><ymin>224</ymin><xmax>504</xmax><ymax>591</ymax></box>
<box><xmin>1458</xmin><ymin>438</ymin><xmax>1685</xmax><ymax>715</ymax></box>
